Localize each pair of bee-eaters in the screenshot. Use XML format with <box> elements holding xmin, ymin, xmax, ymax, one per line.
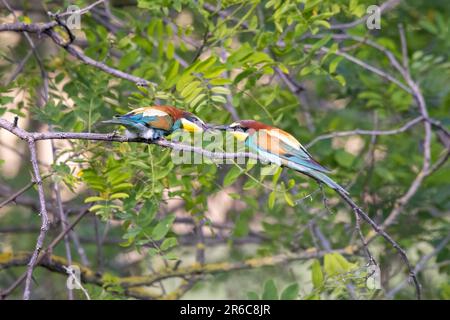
<box><xmin>103</xmin><ymin>105</ymin><xmax>348</xmax><ymax>194</ymax></box>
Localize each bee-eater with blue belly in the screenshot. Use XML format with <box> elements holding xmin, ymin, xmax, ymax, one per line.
<box><xmin>102</xmin><ymin>105</ymin><xmax>208</xmax><ymax>140</ymax></box>
<box><xmin>218</xmin><ymin>120</ymin><xmax>349</xmax><ymax>194</ymax></box>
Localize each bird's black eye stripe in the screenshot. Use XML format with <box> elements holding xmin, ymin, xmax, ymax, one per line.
<box><xmin>185</xmin><ymin>115</ymin><xmax>198</xmax><ymax>123</ymax></box>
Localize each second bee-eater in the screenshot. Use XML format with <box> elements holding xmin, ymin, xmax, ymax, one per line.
<box><xmin>217</xmin><ymin>120</ymin><xmax>348</xmax><ymax>194</ymax></box>
<box><xmin>102</xmin><ymin>105</ymin><xmax>208</xmax><ymax>140</ymax></box>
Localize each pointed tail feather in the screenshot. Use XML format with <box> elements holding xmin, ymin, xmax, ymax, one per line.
<box><xmin>285</xmin><ymin>160</ymin><xmax>349</xmax><ymax>195</ymax></box>
<box><xmin>306</xmin><ymin>170</ymin><xmax>349</xmax><ymax>195</ymax></box>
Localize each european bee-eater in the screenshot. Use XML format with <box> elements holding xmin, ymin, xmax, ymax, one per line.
<box><xmin>102</xmin><ymin>105</ymin><xmax>208</xmax><ymax>140</ymax></box>
<box><xmin>218</xmin><ymin>120</ymin><xmax>349</xmax><ymax>194</ymax></box>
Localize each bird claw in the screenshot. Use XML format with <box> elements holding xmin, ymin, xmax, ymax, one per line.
<box><xmin>136</xmin><ymin>80</ymin><xmax>148</xmax><ymax>87</ymax></box>
<box><xmin>107</xmin><ymin>130</ymin><xmax>119</xmax><ymax>140</ymax></box>
<box><xmin>145</xmin><ymin>137</ymin><xmax>161</xmax><ymax>144</ymax></box>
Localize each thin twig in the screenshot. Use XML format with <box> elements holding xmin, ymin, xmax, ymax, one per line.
<box><xmin>58</xmin><ymin>0</ymin><xmax>106</xmax><ymax>17</ymax></box>
<box><xmin>398</xmin><ymin>24</ymin><xmax>409</xmax><ymax>72</ymax></box>
<box><xmin>0</xmin><ymin>174</ymin><xmax>51</xmax><ymax>209</ymax></box>
<box><xmin>303</xmin><ymin>44</ymin><xmax>412</xmax><ymax>94</ymax></box>
<box><xmin>306</xmin><ymin>116</ymin><xmax>423</xmax><ymax>147</ymax></box>
<box><xmin>22</xmin><ymin>138</ymin><xmax>49</xmax><ymax>300</ymax></box>
<box><xmin>53</xmin><ymin>180</ymin><xmax>73</xmax><ymax>300</ymax></box>
<box><xmin>352</xmin><ymin>208</ymin><xmax>376</xmax><ymax>267</ymax></box>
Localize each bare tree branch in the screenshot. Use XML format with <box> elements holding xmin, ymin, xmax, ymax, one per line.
<box><xmin>303</xmin><ymin>44</ymin><xmax>412</xmax><ymax>94</ymax></box>
<box><xmin>306</xmin><ymin>116</ymin><xmax>423</xmax><ymax>148</ymax></box>
<box><xmin>57</xmin><ymin>0</ymin><xmax>106</xmax><ymax>17</ymax></box>
<box><xmin>22</xmin><ymin>138</ymin><xmax>49</xmax><ymax>300</ymax></box>
<box><xmin>0</xmin><ymin>22</ymin><xmax>156</xmax><ymax>88</ymax></box>
<box><xmin>0</xmin><ymin>248</ymin><xmax>344</xmax><ymax>299</ymax></box>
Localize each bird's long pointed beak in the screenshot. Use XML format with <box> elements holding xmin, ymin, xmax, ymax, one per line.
<box><xmin>212</xmin><ymin>124</ymin><xmax>230</xmax><ymax>130</ymax></box>
<box><xmin>100</xmin><ymin>119</ymin><xmax>123</xmax><ymax>125</ymax></box>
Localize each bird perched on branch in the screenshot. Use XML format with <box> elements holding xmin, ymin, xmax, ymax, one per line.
<box><xmin>216</xmin><ymin>120</ymin><xmax>348</xmax><ymax>194</ymax></box>
<box><xmin>102</xmin><ymin>105</ymin><xmax>208</xmax><ymax>140</ymax></box>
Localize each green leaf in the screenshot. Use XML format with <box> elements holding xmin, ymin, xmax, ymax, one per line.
<box><xmin>211</xmin><ymin>87</ymin><xmax>231</xmax><ymax>95</ymax></box>
<box><xmin>110</xmin><ymin>192</ymin><xmax>129</xmax><ymax>200</ymax></box>
<box><xmin>227</xmin><ymin>44</ymin><xmax>253</xmax><ymax>65</ymax></box>
<box><xmin>272</xmin><ymin>166</ymin><xmax>283</xmax><ymax>185</ymax></box>
<box><xmin>84</xmin><ymin>196</ymin><xmax>105</xmax><ymax>203</ymax></box>
<box><xmin>333</xmin><ymin>253</ymin><xmax>357</xmax><ymax>271</ymax></box>
<box><xmin>280</xmin><ymin>283</ymin><xmax>299</xmax><ymax>300</ymax></box>
<box><xmin>311</xmin><ymin>259</ymin><xmax>324</xmax><ymax>289</ymax></box>
<box><xmin>304</xmin><ymin>0</ymin><xmax>323</xmax><ymax>12</ymax></box>
<box><xmin>163</xmin><ymin>252</ymin><xmax>178</xmax><ymax>260</ymax></box>
<box><xmin>300</xmin><ymin>64</ymin><xmax>318</xmax><ymax>76</ymax></box>
<box><xmin>223</xmin><ymin>166</ymin><xmax>243</xmax><ymax>187</ymax></box>
<box><xmin>284</xmin><ymin>192</ymin><xmax>295</xmax><ymax>207</ymax></box>
<box><xmin>243</xmin><ymin>178</ymin><xmax>259</xmax><ymax>190</ymax></box>
<box><xmin>195</xmin><ymin>56</ymin><xmax>217</xmax><ymax>72</ymax></box>
<box><xmin>204</xmin><ymin>67</ymin><xmax>227</xmax><ymax>79</ymax></box>
<box><xmin>147</xmin><ymin>247</ymin><xmax>159</xmax><ymax>257</ymax></box>
<box><xmin>329</xmin><ymin>56</ymin><xmax>343</xmax><ymax>74</ymax></box>
<box><xmin>180</xmin><ymin>80</ymin><xmax>201</xmax><ymax>98</ymax></box>
<box><xmin>268</xmin><ymin>191</ymin><xmax>276</xmax><ymax>209</ymax></box>
<box><xmin>334</xmin><ymin>150</ymin><xmax>354</xmax><ymax>168</ymax></box>
<box><xmin>151</xmin><ymin>214</ymin><xmax>176</xmax><ymax>241</ymax></box>
<box><xmin>324</xmin><ymin>253</ymin><xmax>340</xmax><ymax>276</ymax></box>
<box><xmin>211</xmin><ymin>95</ymin><xmax>227</xmax><ymax>104</ymax></box>
<box><xmin>209</xmin><ymin>78</ymin><xmax>232</xmax><ymax>85</ymax></box>
<box><xmin>334</xmin><ymin>74</ymin><xmax>346</xmax><ymax>87</ymax></box>
<box><xmin>324</xmin><ymin>253</ymin><xmax>356</xmax><ymax>276</ymax></box>
<box><xmin>118</xmin><ymin>50</ymin><xmax>140</xmax><ymax>70</ymax></box>
<box><xmin>89</xmin><ymin>204</ymin><xmax>105</xmax><ymax>212</ymax></box>
<box><xmin>234</xmin><ymin>68</ymin><xmax>256</xmax><ymax>84</ymax></box>
<box><xmin>190</xmin><ymin>93</ymin><xmax>207</xmax><ymax>107</ymax></box>
<box><xmin>165</xmin><ymin>60</ymin><xmax>179</xmax><ymax>87</ymax></box>
<box><xmin>310</xmin><ymin>34</ymin><xmax>332</xmax><ymax>52</ymax></box>
<box><xmin>112</xmin><ymin>183</ymin><xmax>134</xmax><ymax>192</ymax></box>
<box><xmin>312</xmin><ymin>20</ymin><xmax>331</xmax><ymax>29</ymax></box>
<box><xmin>160</xmin><ymin>237</ymin><xmax>178</xmax><ymax>251</ymax></box>
<box><xmin>262</xmin><ymin>279</ymin><xmax>278</xmax><ymax>300</ymax></box>
<box><xmin>166</xmin><ymin>42</ymin><xmax>175</xmax><ymax>60</ymax></box>
<box><xmin>233</xmin><ymin>213</ymin><xmax>250</xmax><ymax>237</ymax></box>
<box><xmin>137</xmin><ymin>200</ymin><xmax>156</xmax><ymax>227</ymax></box>
<box><xmin>185</xmin><ymin>88</ymin><xmax>203</xmax><ymax>103</ymax></box>
<box><xmin>119</xmin><ymin>237</ymin><xmax>134</xmax><ymax>247</ymax></box>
